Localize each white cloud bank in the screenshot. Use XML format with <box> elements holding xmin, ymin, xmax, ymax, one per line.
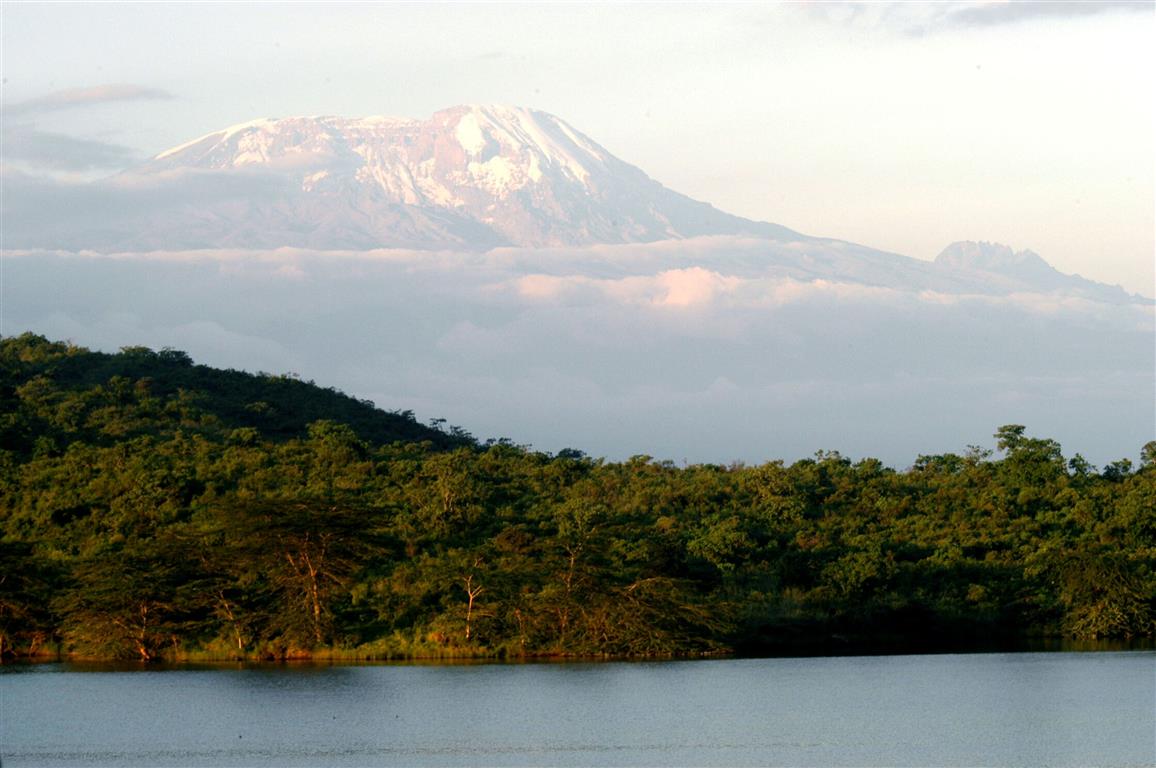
<box><xmin>804</xmin><ymin>1</ymin><xmax>1151</xmax><ymax>37</ymax></box>
<box><xmin>3</xmin><ymin>242</ymin><xmax>1152</xmax><ymax>466</ymax></box>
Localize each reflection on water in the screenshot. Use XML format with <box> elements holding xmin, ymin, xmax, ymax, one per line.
<box><xmin>3</xmin><ymin>652</ymin><xmax>1154</xmax><ymax>767</ymax></box>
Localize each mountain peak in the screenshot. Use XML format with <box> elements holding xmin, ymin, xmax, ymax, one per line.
<box><xmin>935</xmin><ymin>240</ymin><xmax>1143</xmax><ymax>304</ymax></box>
<box><xmin>935</xmin><ymin>241</ymin><xmax>1053</xmax><ymax>277</ymax></box>
<box><xmin>432</xmin><ymin>104</ymin><xmax>606</xmax><ymax>183</ymax></box>
<box><xmin>98</xmin><ymin>106</ymin><xmax>797</xmax><ymax>251</ymax></box>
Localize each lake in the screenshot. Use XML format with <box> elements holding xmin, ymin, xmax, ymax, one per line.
<box><xmin>2</xmin><ymin>651</ymin><xmax>1153</xmax><ymax>766</ymax></box>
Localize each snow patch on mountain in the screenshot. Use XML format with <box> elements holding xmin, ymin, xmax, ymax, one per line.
<box><xmin>455</xmin><ymin>111</ymin><xmax>489</xmax><ymax>156</ymax></box>
<box><xmin>89</xmin><ymin>105</ymin><xmax>797</xmax><ymax>251</ymax></box>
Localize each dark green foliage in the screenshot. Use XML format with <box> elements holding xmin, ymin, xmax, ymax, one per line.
<box><xmin>0</xmin><ymin>333</ymin><xmax>467</xmax><ymax>456</ymax></box>
<box><xmin>1</xmin><ymin>334</ymin><xmax>1153</xmax><ymax>660</ymax></box>
<box><xmin>53</xmin><ymin>537</ymin><xmax>207</xmax><ymax>661</ymax></box>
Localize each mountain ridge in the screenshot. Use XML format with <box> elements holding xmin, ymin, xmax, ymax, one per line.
<box><xmin>5</xmin><ymin>104</ymin><xmax>1148</xmax><ymax>303</ymax></box>
<box><xmin>933</xmin><ymin>240</ymin><xmax>1146</xmax><ymax>304</ymax></box>
<box><xmin>117</xmin><ymin>104</ymin><xmax>799</xmax><ymax>251</ymax></box>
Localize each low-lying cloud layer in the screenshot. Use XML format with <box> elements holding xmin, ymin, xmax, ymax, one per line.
<box><xmin>2</xmin><ymin>127</ymin><xmax>142</xmax><ymax>172</ymax></box>
<box><xmin>4</xmin><ymin>243</ymin><xmax>1152</xmax><ymax>466</ymax></box>
<box><xmin>806</xmin><ymin>0</ymin><xmax>1151</xmax><ymax>36</ymax></box>
<box><xmin>1</xmin><ymin>84</ymin><xmax>176</xmax><ymax>175</ymax></box>
<box><xmin>5</xmin><ymin>84</ymin><xmax>173</xmax><ymax>117</ymax></box>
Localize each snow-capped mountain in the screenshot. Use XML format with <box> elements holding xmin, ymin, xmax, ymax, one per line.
<box><xmin>5</xmin><ymin>104</ymin><xmax>1146</xmax><ymax>304</ymax></box>
<box><xmin>5</xmin><ymin>106</ymin><xmax>1151</xmax><ymax>463</ymax></box>
<box><xmin>115</xmin><ymin>105</ymin><xmax>796</xmax><ymax>251</ymax></box>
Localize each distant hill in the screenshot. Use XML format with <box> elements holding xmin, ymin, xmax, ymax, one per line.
<box><xmin>0</xmin><ymin>333</ymin><xmax>468</xmax><ymax>455</ymax></box>
<box><xmin>934</xmin><ymin>241</ymin><xmax>1144</xmax><ymax>305</ymax></box>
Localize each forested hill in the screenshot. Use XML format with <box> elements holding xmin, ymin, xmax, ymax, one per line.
<box><xmin>0</xmin><ymin>333</ymin><xmax>468</xmax><ymax>455</ymax></box>
<box><xmin>1</xmin><ymin>334</ymin><xmax>1153</xmax><ymax>662</ymax></box>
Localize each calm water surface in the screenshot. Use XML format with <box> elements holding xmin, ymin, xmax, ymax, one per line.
<box><xmin>2</xmin><ymin>651</ymin><xmax>1153</xmax><ymax>766</ymax></box>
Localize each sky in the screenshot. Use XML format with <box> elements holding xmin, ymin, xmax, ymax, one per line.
<box><xmin>2</xmin><ymin>1</ymin><xmax>1153</xmax><ymax>296</ymax></box>
<box><xmin>1</xmin><ymin>2</ymin><xmax>1154</xmax><ymax>466</ymax></box>
<box><xmin>6</xmin><ymin>245</ymin><xmax>1153</xmax><ymax>466</ymax></box>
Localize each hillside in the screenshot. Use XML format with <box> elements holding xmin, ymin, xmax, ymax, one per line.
<box><xmin>1</xmin><ymin>335</ymin><xmax>1153</xmax><ymax>662</ymax></box>
<box><xmin>0</xmin><ymin>333</ymin><xmax>468</xmax><ymax>455</ymax></box>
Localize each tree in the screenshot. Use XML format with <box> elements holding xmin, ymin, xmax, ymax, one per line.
<box><xmin>0</xmin><ymin>540</ymin><xmax>56</xmax><ymax>658</ymax></box>
<box><xmin>1046</xmin><ymin>547</ymin><xmax>1155</xmax><ymax>639</ymax></box>
<box><xmin>204</xmin><ymin>498</ymin><xmax>387</xmax><ymax>650</ymax></box>
<box><xmin>993</xmin><ymin>425</ymin><xmax>1066</xmax><ymax>515</ymax></box>
<box><xmin>54</xmin><ymin>539</ymin><xmax>206</xmax><ymax>661</ymax></box>
<box><xmin>1140</xmin><ymin>441</ymin><xmax>1156</xmax><ymax>470</ymax></box>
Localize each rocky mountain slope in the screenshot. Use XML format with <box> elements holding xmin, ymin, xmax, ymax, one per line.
<box><xmin>932</xmin><ymin>241</ymin><xmax>1144</xmax><ymax>304</ymax></box>
<box><xmin>104</xmin><ymin>105</ymin><xmax>797</xmax><ymax>251</ymax></box>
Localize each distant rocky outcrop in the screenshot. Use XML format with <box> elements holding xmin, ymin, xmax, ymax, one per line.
<box><xmin>935</xmin><ymin>241</ymin><xmax>1145</xmax><ymax>304</ymax></box>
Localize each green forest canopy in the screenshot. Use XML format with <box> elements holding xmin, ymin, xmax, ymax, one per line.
<box><xmin>1</xmin><ymin>333</ymin><xmax>1153</xmax><ymax>661</ymax></box>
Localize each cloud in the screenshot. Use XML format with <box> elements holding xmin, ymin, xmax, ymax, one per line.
<box><xmin>27</xmin><ymin>311</ymin><xmax>301</xmax><ymax>375</ymax></box>
<box><xmin>942</xmin><ymin>1</ymin><xmax>1150</xmax><ymax>28</ymax></box>
<box><xmin>1</xmin><ymin>124</ymin><xmax>141</xmax><ymax>171</ymax></box>
<box><xmin>651</xmin><ymin>268</ymin><xmax>741</xmax><ymax>308</ymax></box>
<box><xmin>5</xmin><ymin>84</ymin><xmax>173</xmax><ymax>117</ymax></box>
<box><xmin>3</xmin><ymin>248</ymin><xmax>1151</xmax><ymax>465</ymax></box>
<box><xmin>802</xmin><ymin>1</ymin><xmax>1150</xmax><ymax>36</ymax></box>
<box><xmin>0</xmin><ymin>167</ymin><xmax>296</xmax><ymax>248</ymax></box>
<box><xmin>516</xmin><ymin>274</ymin><xmax>593</xmax><ymax>301</ymax></box>
<box><xmin>1</xmin><ymin>84</ymin><xmax>175</xmax><ymax>175</ymax></box>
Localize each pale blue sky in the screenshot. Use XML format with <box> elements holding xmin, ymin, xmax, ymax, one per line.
<box><xmin>2</xmin><ymin>1</ymin><xmax>1153</xmax><ymax>295</ymax></box>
